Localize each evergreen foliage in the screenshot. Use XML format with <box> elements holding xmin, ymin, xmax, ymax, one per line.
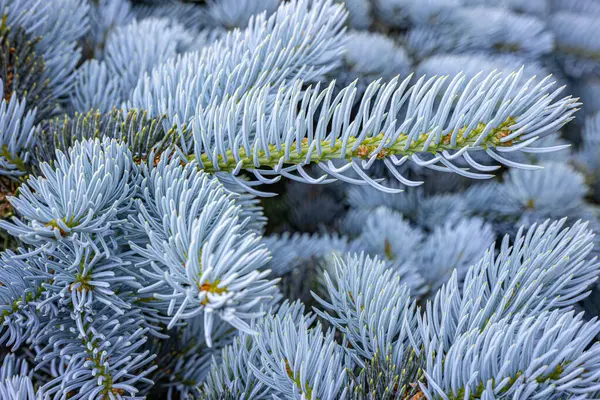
<box><xmin>1</xmin><ymin>0</ymin><xmax>600</xmax><ymax>398</ymax></box>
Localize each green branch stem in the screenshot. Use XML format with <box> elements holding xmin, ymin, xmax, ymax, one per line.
<box><xmin>191</xmin><ymin>117</ymin><xmax>517</xmax><ymax>174</ymax></box>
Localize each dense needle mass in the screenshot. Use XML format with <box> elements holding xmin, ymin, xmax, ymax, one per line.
<box><xmin>1</xmin><ymin>0</ymin><xmax>600</xmax><ymax>399</ymax></box>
